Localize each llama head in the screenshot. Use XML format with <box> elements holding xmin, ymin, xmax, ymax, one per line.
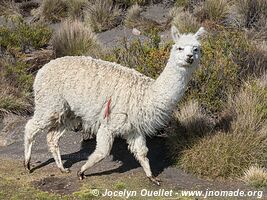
<box><xmin>170</xmin><ymin>26</ymin><xmax>206</xmax><ymax>69</ymax></box>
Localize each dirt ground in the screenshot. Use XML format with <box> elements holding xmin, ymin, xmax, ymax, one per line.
<box><xmin>0</xmin><ymin>117</ymin><xmax>265</xmax><ymax>199</ymax></box>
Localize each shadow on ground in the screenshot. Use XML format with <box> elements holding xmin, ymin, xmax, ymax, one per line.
<box><xmin>31</xmin><ymin>137</ymin><xmax>171</xmax><ymax>178</ymax></box>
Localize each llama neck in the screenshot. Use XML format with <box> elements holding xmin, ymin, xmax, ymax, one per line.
<box><xmin>135</xmin><ymin>58</ymin><xmax>195</xmax><ymax>136</ymax></box>
<box><xmin>148</xmin><ymin>59</ymin><xmax>194</xmax><ymax>107</ymax></box>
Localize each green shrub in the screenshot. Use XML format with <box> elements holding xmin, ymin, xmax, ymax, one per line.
<box><xmin>52</xmin><ymin>20</ymin><xmax>102</xmax><ymax>57</ymax></box>
<box><xmin>3</xmin><ymin>61</ymin><xmax>33</xmax><ymax>92</ymax></box>
<box><xmin>0</xmin><ymin>19</ymin><xmax>52</xmax><ymax>52</ymax></box>
<box><xmin>105</xmin><ymin>31</ymin><xmax>170</xmax><ymax>79</ymax></box>
<box><xmin>185</xmin><ymin>27</ymin><xmax>251</xmax><ymax>113</ymax></box>
<box><xmin>84</xmin><ymin>0</ymin><xmax>121</xmax><ymax>32</ymax></box>
<box><xmin>0</xmin><ymin>19</ymin><xmax>50</xmax><ymax>114</ymax></box>
<box><xmin>178</xmin><ymin>79</ymin><xmax>267</xmax><ymax>179</ymax></box>
<box><xmin>0</xmin><ymin>60</ymin><xmax>33</xmax><ymax>115</ymax></box>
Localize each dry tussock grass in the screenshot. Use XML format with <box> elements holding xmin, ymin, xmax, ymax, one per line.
<box><xmin>0</xmin><ymin>0</ymin><xmax>22</xmax><ymax>20</ymax></box>
<box><xmin>52</xmin><ymin>20</ymin><xmax>102</xmax><ymax>57</ymax></box>
<box><xmin>84</xmin><ymin>0</ymin><xmax>121</xmax><ymax>32</ymax></box>
<box><xmin>235</xmin><ymin>0</ymin><xmax>267</xmax><ymax>29</ymax></box>
<box><xmin>66</xmin><ymin>0</ymin><xmax>88</xmax><ymax>19</ymax></box>
<box><xmin>170</xmin><ymin>7</ymin><xmax>200</xmax><ymax>33</ymax></box>
<box><xmin>197</xmin><ymin>0</ymin><xmax>229</xmax><ymax>22</ymax></box>
<box><xmin>33</xmin><ymin>0</ymin><xmax>68</xmax><ymax>23</ymax></box>
<box><xmin>177</xmin><ymin>77</ymin><xmax>267</xmax><ymax>178</ymax></box>
<box><xmin>167</xmin><ymin>100</ymin><xmax>214</xmax><ymax>159</ymax></box>
<box><xmin>124</xmin><ymin>4</ymin><xmax>142</xmax><ymax>28</ymax></box>
<box><xmin>242</xmin><ymin>165</ymin><xmax>267</xmax><ymax>188</ymax></box>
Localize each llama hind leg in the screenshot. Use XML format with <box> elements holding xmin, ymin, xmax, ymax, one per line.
<box><xmin>78</xmin><ymin>125</ymin><xmax>114</xmax><ymax>180</ymax></box>
<box><xmin>24</xmin><ymin>118</ymin><xmax>43</xmax><ymax>171</ymax></box>
<box><xmin>126</xmin><ymin>134</ymin><xmax>161</xmax><ymax>185</ymax></box>
<box><xmin>47</xmin><ymin>128</ymin><xmax>69</xmax><ymax>173</ymax></box>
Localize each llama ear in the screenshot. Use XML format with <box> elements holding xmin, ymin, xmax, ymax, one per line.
<box><xmin>171</xmin><ymin>25</ymin><xmax>180</xmax><ymax>42</ymax></box>
<box><xmin>194</xmin><ymin>27</ymin><xmax>206</xmax><ymax>39</ymax></box>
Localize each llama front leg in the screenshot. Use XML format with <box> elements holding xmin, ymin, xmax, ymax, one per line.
<box><xmin>24</xmin><ymin>118</ymin><xmax>42</xmax><ymax>171</ymax></box>
<box><xmin>47</xmin><ymin>128</ymin><xmax>70</xmax><ymax>173</ymax></box>
<box><xmin>126</xmin><ymin>134</ymin><xmax>161</xmax><ymax>185</ymax></box>
<box><xmin>78</xmin><ymin>125</ymin><xmax>114</xmax><ymax>180</ymax></box>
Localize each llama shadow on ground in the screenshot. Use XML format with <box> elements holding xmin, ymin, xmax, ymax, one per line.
<box><xmin>31</xmin><ymin>136</ymin><xmax>171</xmax><ymax>177</ymax></box>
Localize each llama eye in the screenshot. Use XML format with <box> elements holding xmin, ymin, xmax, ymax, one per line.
<box><xmin>194</xmin><ymin>48</ymin><xmax>198</xmax><ymax>52</ymax></box>
<box><xmin>177</xmin><ymin>47</ymin><xmax>184</xmax><ymax>51</ymax></box>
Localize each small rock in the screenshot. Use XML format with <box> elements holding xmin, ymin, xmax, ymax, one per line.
<box><xmin>132</xmin><ymin>28</ymin><xmax>141</xmax><ymax>36</ymax></box>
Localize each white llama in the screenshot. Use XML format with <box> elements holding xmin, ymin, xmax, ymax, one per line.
<box><xmin>24</xmin><ymin>26</ymin><xmax>205</xmax><ymax>185</ymax></box>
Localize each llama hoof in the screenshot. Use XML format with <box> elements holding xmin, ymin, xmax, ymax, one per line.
<box><xmin>148</xmin><ymin>176</ymin><xmax>161</xmax><ymax>186</ymax></box>
<box><xmin>77</xmin><ymin>171</ymin><xmax>85</xmax><ymax>180</ymax></box>
<box><xmin>60</xmin><ymin>168</ymin><xmax>71</xmax><ymax>173</ymax></box>
<box><xmin>24</xmin><ymin>161</ymin><xmax>31</xmax><ymax>172</ymax></box>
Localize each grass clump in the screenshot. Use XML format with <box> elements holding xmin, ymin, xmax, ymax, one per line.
<box><xmin>197</xmin><ymin>0</ymin><xmax>229</xmax><ymax>22</ymax></box>
<box><xmin>167</xmin><ymin>100</ymin><xmax>213</xmax><ymax>159</ymax></box>
<box><xmin>178</xmin><ymin>78</ymin><xmax>267</xmax><ymax>179</ymax></box>
<box><xmin>242</xmin><ymin>165</ymin><xmax>267</xmax><ymax>188</ymax></box>
<box><xmin>84</xmin><ymin>0</ymin><xmax>121</xmax><ymax>32</ymax></box>
<box><xmin>170</xmin><ymin>7</ymin><xmax>200</xmax><ymax>34</ymax></box>
<box><xmin>34</xmin><ymin>0</ymin><xmax>68</xmax><ymax>23</ymax></box>
<box><xmin>114</xmin><ymin>181</ymin><xmax>127</xmax><ymax>190</ymax></box>
<box><xmin>0</xmin><ymin>85</ymin><xmax>32</xmax><ymax>116</ymax></box>
<box><xmin>66</xmin><ymin>0</ymin><xmax>88</xmax><ymax>20</ymax></box>
<box><xmin>115</xmin><ymin>0</ymin><xmax>152</xmax><ymax>6</ymax></box>
<box><xmin>73</xmin><ymin>189</ymin><xmax>96</xmax><ymax>200</ymax></box>
<box><xmin>52</xmin><ymin>20</ymin><xmax>102</xmax><ymax>57</ymax></box>
<box><xmin>0</xmin><ymin>0</ymin><xmax>22</xmax><ymax>21</ymax></box>
<box><xmin>124</xmin><ymin>4</ymin><xmax>142</xmax><ymax>28</ymax></box>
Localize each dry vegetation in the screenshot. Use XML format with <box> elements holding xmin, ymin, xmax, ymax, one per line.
<box><xmin>175</xmin><ymin>78</ymin><xmax>267</xmax><ymax>179</ymax></box>
<box><xmin>84</xmin><ymin>0</ymin><xmax>121</xmax><ymax>32</ymax></box>
<box><xmin>170</xmin><ymin>7</ymin><xmax>200</xmax><ymax>33</ymax></box>
<box><xmin>52</xmin><ymin>20</ymin><xmax>101</xmax><ymax>57</ymax></box>
<box><xmin>242</xmin><ymin>165</ymin><xmax>267</xmax><ymax>188</ymax></box>
<box><xmin>33</xmin><ymin>0</ymin><xmax>68</xmax><ymax>23</ymax></box>
<box><xmin>0</xmin><ymin>0</ymin><xmax>266</xmax><ymax>188</ymax></box>
<box><xmin>167</xmin><ymin>0</ymin><xmax>267</xmax><ymax>181</ymax></box>
<box><xmin>0</xmin><ymin>0</ymin><xmax>22</xmax><ymax>21</ymax></box>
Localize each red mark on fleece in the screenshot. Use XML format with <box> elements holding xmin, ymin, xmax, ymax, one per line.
<box><xmin>104</xmin><ymin>97</ymin><xmax>111</xmax><ymax>119</ymax></box>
